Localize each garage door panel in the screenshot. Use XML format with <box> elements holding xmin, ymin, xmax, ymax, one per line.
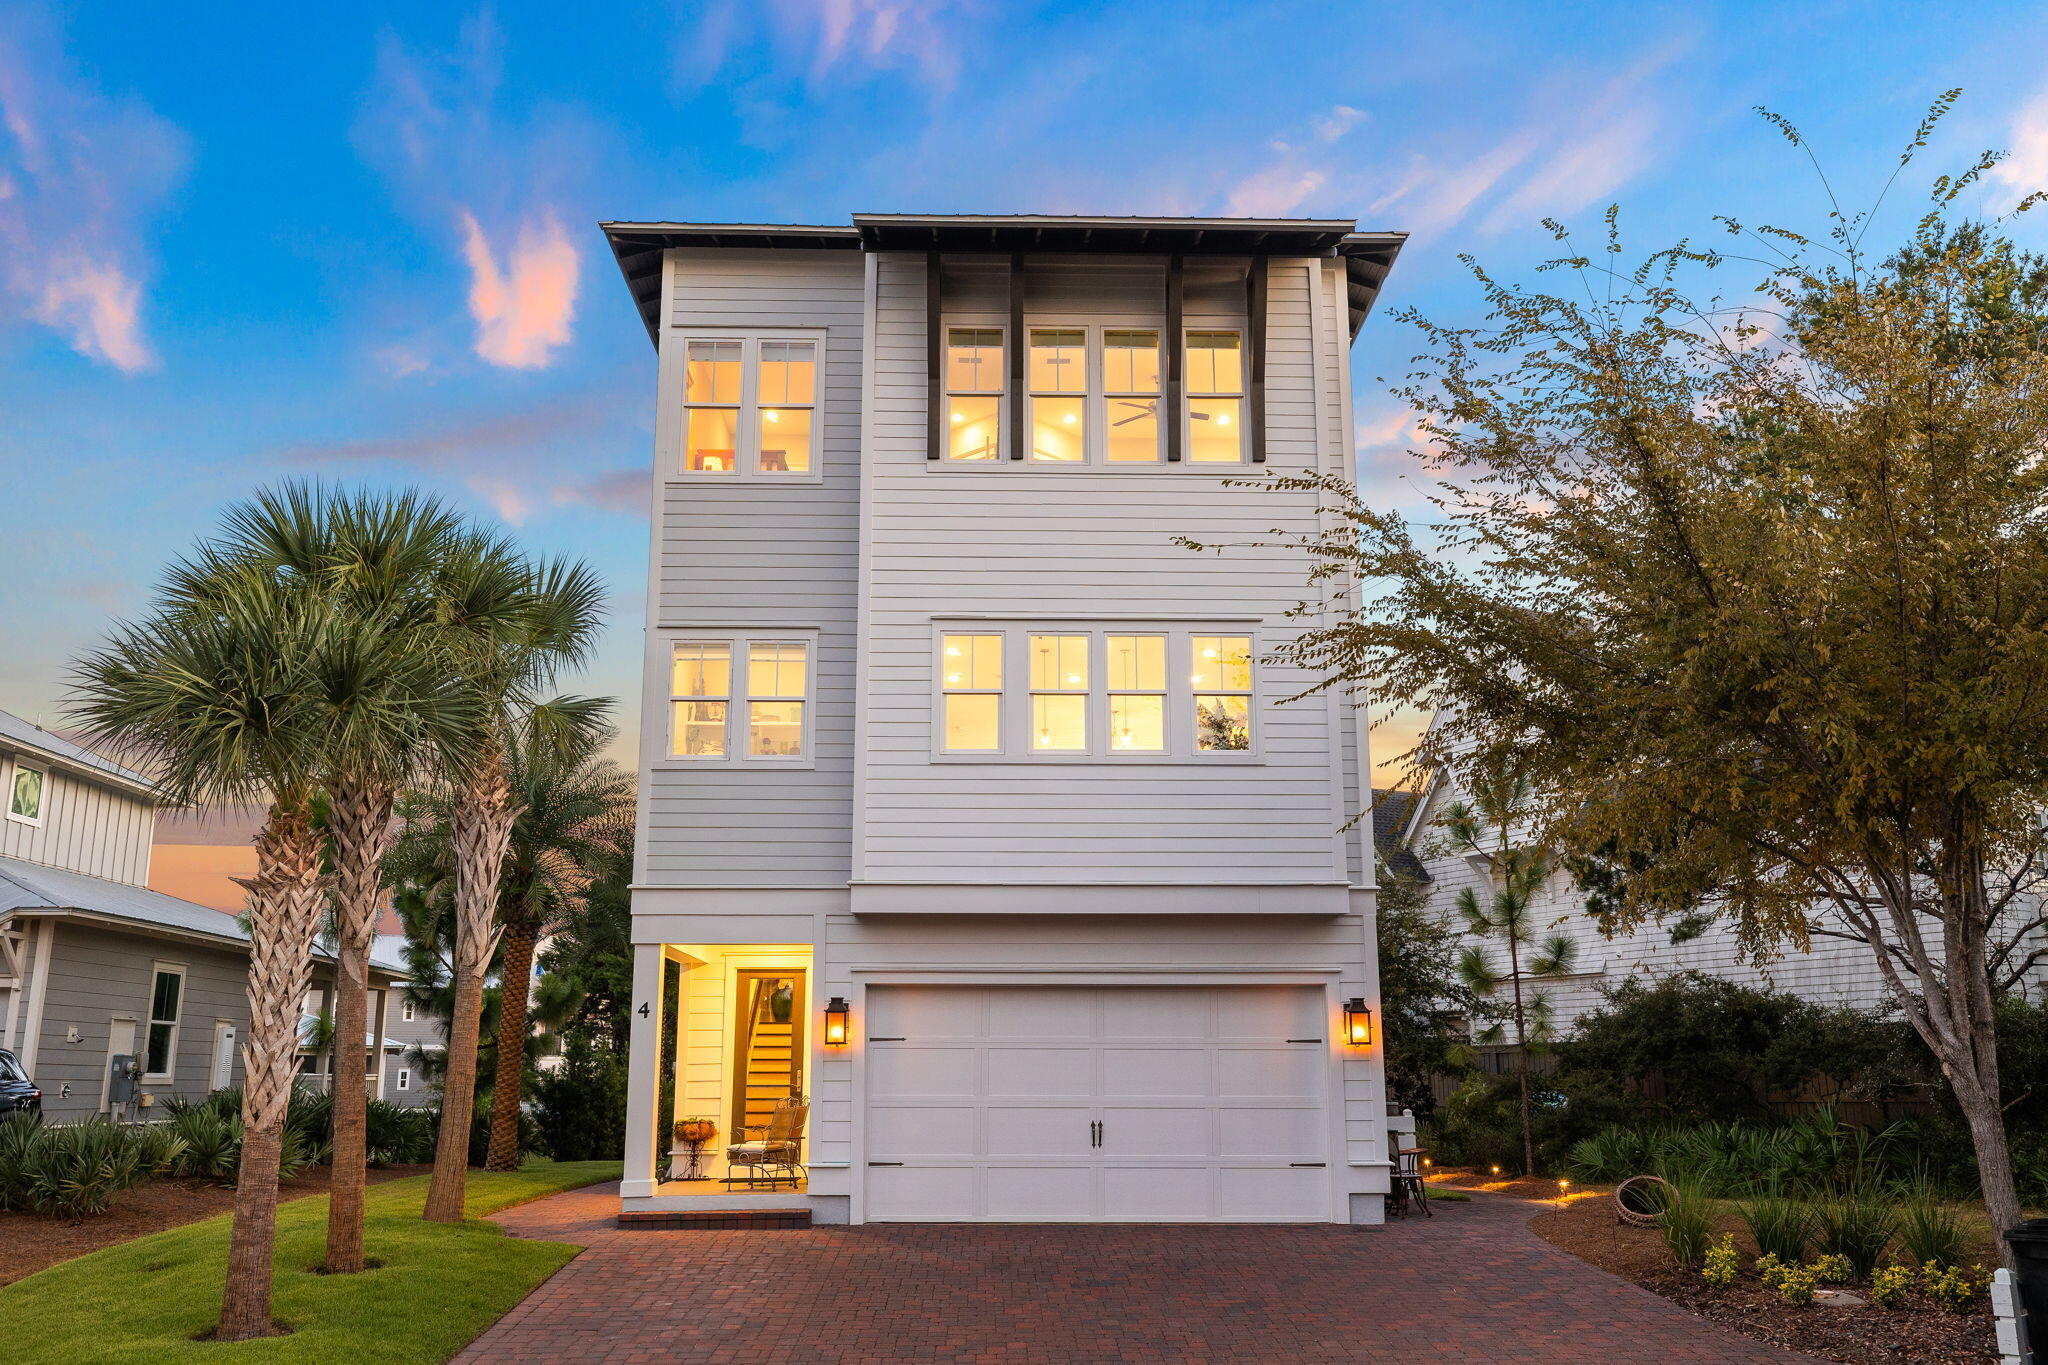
<box><xmin>869</xmin><ymin>1045</ymin><xmax>978</xmax><ymax>1099</ymax></box>
<box><xmin>1218</xmin><ymin>1103</ymin><xmax>1321</xmax><ymax>1157</ymax></box>
<box><xmin>1102</xmin><ymin>1165</ymin><xmax>1210</xmax><ymax>1219</ymax></box>
<box><xmin>985</xmin><ymin>987</ymin><xmax>1096</xmax><ymax>1038</ymax></box>
<box><xmin>1216</xmin><ymin>1166</ymin><xmax>1327</xmax><ymax>1220</ymax></box>
<box><xmin>868</xmin><ymin>1104</ymin><xmax>978</xmax><ymax>1157</ymax></box>
<box><xmin>1101</xmin><ymin>1105</ymin><xmax>1212</xmax><ymax>1157</ymax></box>
<box><xmin>985</xmin><ymin>1165</ymin><xmax>1093</xmax><ymax>1219</ymax></box>
<box><xmin>1099</xmin><ymin>988</ymin><xmax>1211</xmax><ymax>1040</ymax></box>
<box><xmin>985</xmin><ymin>1045</ymin><xmax>1092</xmax><ymax>1097</ymax></box>
<box><xmin>871</xmin><ymin>986</ymin><xmax>985</xmax><ymax>1039</ymax></box>
<box><xmin>868</xmin><ymin>1164</ymin><xmax>976</xmax><ymax>1219</ymax></box>
<box><xmin>1100</xmin><ymin>1046</ymin><xmax>1208</xmax><ymax>1097</ymax></box>
<box><xmin>986</xmin><ymin>1104</ymin><xmax>1095</xmax><ymax>1157</ymax></box>
<box><xmin>1215</xmin><ymin>1047</ymin><xmax>1322</xmax><ymax>1098</ymax></box>
<box><xmin>1213</xmin><ymin>986</ymin><xmax>1321</xmax><ymax>1039</ymax></box>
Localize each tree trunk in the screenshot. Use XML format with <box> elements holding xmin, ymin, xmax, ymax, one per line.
<box><xmin>1507</xmin><ymin>931</ymin><xmax>1536</xmax><ymax>1177</ymax></box>
<box><xmin>424</xmin><ymin>749</ymin><xmax>517</xmax><ymax>1223</ymax></box>
<box><xmin>324</xmin><ymin>778</ymin><xmax>393</xmax><ymax>1274</ymax></box>
<box><xmin>484</xmin><ymin>918</ymin><xmax>537</xmax><ymax>1172</ymax></box>
<box><xmin>217</xmin><ymin>802</ymin><xmax>325</xmax><ymax>1341</ymax></box>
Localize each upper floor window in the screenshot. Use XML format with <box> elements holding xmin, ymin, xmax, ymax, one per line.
<box><xmin>668</xmin><ymin>636</ymin><xmax>812</xmax><ymax>762</ymax></box>
<box><xmin>937</xmin><ymin>324</ymin><xmax>1241</xmax><ymax>466</ymax></box>
<box><xmin>935</xmin><ymin>625</ymin><xmax>1259</xmax><ymax>758</ymax></box>
<box><xmin>679</xmin><ymin>333</ymin><xmax>820</xmax><ymax>478</ymax></box>
<box><xmin>6</xmin><ymin>758</ymin><xmax>45</xmax><ymax>826</ymax></box>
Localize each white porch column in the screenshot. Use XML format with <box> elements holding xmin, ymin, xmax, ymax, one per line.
<box><xmin>620</xmin><ymin>941</ymin><xmax>667</xmax><ymax>1200</ymax></box>
<box><xmin>18</xmin><ymin>919</ymin><xmax>55</xmax><ymax>1075</ymax></box>
<box><xmin>371</xmin><ymin>988</ymin><xmax>390</xmax><ymax>1101</ymax></box>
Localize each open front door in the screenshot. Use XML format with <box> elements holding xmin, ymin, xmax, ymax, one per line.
<box><xmin>730</xmin><ymin>970</ymin><xmax>805</xmax><ymax>1138</ymax></box>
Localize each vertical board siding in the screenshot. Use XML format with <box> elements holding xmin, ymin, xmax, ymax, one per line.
<box><xmin>642</xmin><ymin>250</ymin><xmax>864</xmax><ymax>886</ymax></box>
<box><xmin>0</xmin><ymin>755</ymin><xmax>155</xmax><ymax>885</ymax></box>
<box><xmin>858</xmin><ymin>254</ymin><xmax>1350</xmax><ymax>883</ymax></box>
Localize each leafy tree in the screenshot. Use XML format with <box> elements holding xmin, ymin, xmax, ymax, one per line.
<box><xmin>538</xmin><ymin>844</ymin><xmax>634</xmax><ymax>1049</ymax></box>
<box><xmin>1229</xmin><ymin>96</ymin><xmax>2048</xmax><ymax>1249</ymax></box>
<box><xmin>1373</xmin><ymin>867</ymin><xmax>1479</xmax><ymax>1118</ymax></box>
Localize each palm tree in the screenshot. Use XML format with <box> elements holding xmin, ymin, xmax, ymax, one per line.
<box><xmin>1441</xmin><ymin>774</ymin><xmax>1577</xmax><ymax>1177</ymax></box>
<box><xmin>72</xmin><ymin>567</ymin><xmax>336</xmax><ymax>1341</ymax></box>
<box><xmin>422</xmin><ymin>541</ymin><xmax>606</xmax><ymax>1222</ymax></box>
<box><xmin>484</xmin><ymin>729</ymin><xmax>632</xmax><ymax>1170</ymax></box>
<box><xmin>176</xmin><ymin>484</ymin><xmax>469</xmax><ymax>1273</ymax></box>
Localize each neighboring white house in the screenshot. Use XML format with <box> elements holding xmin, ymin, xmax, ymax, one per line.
<box><xmin>0</xmin><ymin>708</ymin><xmax>406</xmax><ymax>1119</ymax></box>
<box><xmin>603</xmin><ymin>213</ymin><xmax>1407</xmax><ymax>1224</ymax></box>
<box><xmin>1383</xmin><ymin>761</ymin><xmax>2048</xmax><ymax>1035</ymax></box>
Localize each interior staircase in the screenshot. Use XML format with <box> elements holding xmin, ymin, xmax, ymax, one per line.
<box><xmin>740</xmin><ymin>1018</ymin><xmax>798</xmax><ymax>1134</ymax></box>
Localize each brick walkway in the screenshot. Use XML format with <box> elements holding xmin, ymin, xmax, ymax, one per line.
<box><xmin>459</xmin><ymin>1183</ymin><xmax>1820</xmax><ymax>1364</ymax></box>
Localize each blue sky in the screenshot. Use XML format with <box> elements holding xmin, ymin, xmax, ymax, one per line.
<box><xmin>5</xmin><ymin>0</ymin><xmax>2048</xmax><ymax>788</ymax></box>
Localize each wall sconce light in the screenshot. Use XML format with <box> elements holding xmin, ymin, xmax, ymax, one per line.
<box><xmin>1342</xmin><ymin>998</ymin><xmax>1374</xmax><ymax>1048</ymax></box>
<box><xmin>823</xmin><ymin>997</ymin><xmax>851</xmax><ymax>1047</ymax></box>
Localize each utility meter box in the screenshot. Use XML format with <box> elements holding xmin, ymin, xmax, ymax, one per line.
<box><xmin>108</xmin><ymin>1054</ymin><xmax>140</xmax><ymax>1106</ymax></box>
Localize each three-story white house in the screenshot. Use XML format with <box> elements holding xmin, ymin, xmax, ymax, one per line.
<box><xmin>604</xmin><ymin>214</ymin><xmax>1406</xmax><ymax>1225</ymax></box>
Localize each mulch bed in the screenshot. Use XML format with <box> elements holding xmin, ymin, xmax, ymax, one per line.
<box><xmin>0</xmin><ymin>1164</ymin><xmax>427</xmax><ymax>1287</ymax></box>
<box><xmin>1501</xmin><ymin>1176</ymin><xmax>1999</xmax><ymax>1365</ymax></box>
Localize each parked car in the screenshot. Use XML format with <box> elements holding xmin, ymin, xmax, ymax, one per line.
<box><xmin>0</xmin><ymin>1048</ymin><xmax>41</xmax><ymax>1118</ymax></box>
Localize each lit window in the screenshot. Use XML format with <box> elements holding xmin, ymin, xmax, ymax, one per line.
<box><xmin>756</xmin><ymin>341</ymin><xmax>817</xmax><ymax>474</ymax></box>
<box><xmin>1028</xmin><ymin>328</ymin><xmax>1087</xmax><ymax>463</ymax></box>
<box><xmin>1107</xmin><ymin>634</ymin><xmax>1166</xmax><ymax>751</ymax></box>
<box><xmin>670</xmin><ymin>643</ymin><xmax>732</xmax><ymax>758</ymax></box>
<box><xmin>941</xmin><ymin>634</ymin><xmax>1003</xmax><ymax>751</ymax></box>
<box><xmin>145</xmin><ymin>965</ymin><xmax>184</xmax><ymax>1079</ymax></box>
<box><xmin>1186</xmin><ymin>331</ymin><xmax>1245</xmax><ymax>463</ymax></box>
<box><xmin>946</xmin><ymin>328</ymin><xmax>1004</xmax><ymax>461</ymax></box>
<box><xmin>684</xmin><ymin>340</ymin><xmax>742</xmax><ymax>473</ymax></box>
<box><xmin>746</xmin><ymin>641</ymin><xmax>808</xmax><ymax>757</ymax></box>
<box><xmin>1191</xmin><ymin>635</ymin><xmax>1254</xmax><ymax>750</ymax></box>
<box><xmin>1104</xmin><ymin>330</ymin><xmax>1161</xmax><ymax>463</ymax></box>
<box><xmin>1029</xmin><ymin>634</ymin><xmax>1088</xmax><ymax>751</ymax></box>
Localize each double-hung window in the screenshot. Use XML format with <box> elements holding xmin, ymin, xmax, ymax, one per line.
<box><xmin>145</xmin><ymin>963</ymin><xmax>185</xmax><ymax>1080</ymax></box>
<box><xmin>1104</xmin><ymin>330</ymin><xmax>1162</xmax><ymax>463</ymax></box>
<box><xmin>1185</xmin><ymin>331</ymin><xmax>1245</xmax><ymax>463</ymax></box>
<box><xmin>937</xmin><ymin>627</ymin><xmax>1257</xmax><ymax>758</ymax></box>
<box><xmin>1028</xmin><ymin>329</ymin><xmax>1088</xmax><ymax>462</ymax></box>
<box><xmin>680</xmin><ymin>334</ymin><xmax>819</xmax><ymax>477</ymax></box>
<box><xmin>668</xmin><ymin>637</ymin><xmax>813</xmax><ymax>762</ymax></box>
<box><xmin>945</xmin><ymin>329</ymin><xmax>1004</xmax><ymax>461</ymax></box>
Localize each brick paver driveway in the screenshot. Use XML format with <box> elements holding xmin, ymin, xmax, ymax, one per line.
<box><xmin>460</xmin><ymin>1183</ymin><xmax>1818</xmax><ymax>1364</ymax></box>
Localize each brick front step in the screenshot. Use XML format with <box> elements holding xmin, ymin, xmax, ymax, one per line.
<box><xmin>616</xmin><ymin>1209</ymin><xmax>812</xmax><ymax>1230</ymax></box>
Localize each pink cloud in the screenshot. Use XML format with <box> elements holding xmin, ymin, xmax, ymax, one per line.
<box><xmin>0</xmin><ymin>13</ymin><xmax>185</xmax><ymax>371</ymax></box>
<box><xmin>1221</xmin><ymin>104</ymin><xmax>1369</xmax><ymax>218</ymax></box>
<box><xmin>680</xmin><ymin>0</ymin><xmax>970</xmax><ymax>92</ymax></box>
<box><xmin>458</xmin><ymin>209</ymin><xmax>578</xmax><ymax>368</ymax></box>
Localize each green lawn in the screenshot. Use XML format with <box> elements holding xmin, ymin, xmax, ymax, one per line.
<box><xmin>0</xmin><ymin>1160</ymin><xmax>620</xmax><ymax>1365</ymax></box>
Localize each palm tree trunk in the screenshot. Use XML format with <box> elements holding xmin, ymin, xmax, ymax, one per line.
<box><xmin>424</xmin><ymin>751</ymin><xmax>516</xmax><ymax>1223</ymax></box>
<box><xmin>218</xmin><ymin>801</ymin><xmax>326</xmax><ymax>1341</ymax></box>
<box><xmin>484</xmin><ymin>918</ymin><xmax>538</xmax><ymax>1172</ymax></box>
<box><xmin>324</xmin><ymin>778</ymin><xmax>393</xmax><ymax>1274</ymax></box>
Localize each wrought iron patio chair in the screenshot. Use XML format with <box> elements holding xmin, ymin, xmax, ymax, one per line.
<box><xmin>724</xmin><ymin>1094</ymin><xmax>809</xmax><ymax>1190</ymax></box>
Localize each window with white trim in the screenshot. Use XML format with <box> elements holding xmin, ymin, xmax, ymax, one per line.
<box><xmin>6</xmin><ymin>759</ymin><xmax>45</xmax><ymax>826</ymax></box>
<box><xmin>680</xmin><ymin>334</ymin><xmax>819</xmax><ymax>477</ymax></box>
<box><xmin>935</xmin><ymin>626</ymin><xmax>1257</xmax><ymax>758</ymax></box>
<box><xmin>945</xmin><ymin>328</ymin><xmax>1004</xmax><ymax>461</ymax></box>
<box><xmin>1027</xmin><ymin>329</ymin><xmax>1087</xmax><ymax>463</ymax></box>
<box><xmin>1185</xmin><ymin>331</ymin><xmax>1245</xmax><ymax>463</ymax></box>
<box><xmin>1103</xmin><ymin>330</ymin><xmax>1162</xmax><ymax>463</ymax></box>
<box><xmin>396</xmin><ymin>1068</ymin><xmax>411</xmax><ymax>1093</ymax></box>
<box><xmin>145</xmin><ymin>963</ymin><xmax>185</xmax><ymax>1080</ymax></box>
<box><xmin>401</xmin><ymin>1000</ymin><xmax>415</xmax><ymax>1023</ymax></box>
<box><xmin>668</xmin><ymin>637</ymin><xmax>812</xmax><ymax>761</ymax></box>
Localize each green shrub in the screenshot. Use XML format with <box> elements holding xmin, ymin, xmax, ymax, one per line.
<box><xmin>1570</xmin><ymin>1126</ymin><xmax>1651</xmax><ymax>1183</ymax></box>
<box><xmin>1921</xmin><ymin>1262</ymin><xmax>1990</xmax><ymax>1312</ymax></box>
<box><xmin>1739</xmin><ymin>1192</ymin><xmax>1813</xmax><ymax>1264</ymax></box>
<box><xmin>0</xmin><ymin>1114</ymin><xmax>160</xmax><ymax>1220</ymax></box>
<box><xmin>1813</xmin><ymin>1193</ymin><xmax>1896</xmax><ymax>1276</ymax></box>
<box><xmin>1869</xmin><ymin>1264</ymin><xmax>1915</xmax><ymax>1307</ymax></box>
<box><xmin>1897</xmin><ymin>1184</ymin><xmax>1966</xmax><ymax>1271</ymax></box>
<box><xmin>1657</xmin><ymin>1179</ymin><xmax>1715</xmax><ymax>1269</ymax></box>
<box><xmin>1700</xmin><ymin>1233</ymin><xmax>1740</xmax><ymax>1288</ymax></box>
<box><xmin>1775</xmin><ymin>1263</ymin><xmax>1818</xmax><ymax>1305</ymax></box>
<box><xmin>1755</xmin><ymin>1252</ymin><xmax>1792</xmax><ymax>1291</ymax></box>
<box><xmin>1809</xmin><ymin>1252</ymin><xmax>1852</xmax><ymax>1284</ymax></box>
<box><xmin>365</xmin><ymin>1099</ymin><xmax>435</xmax><ymax>1165</ymax></box>
<box><xmin>165</xmin><ymin>1106</ymin><xmax>240</xmax><ymax>1182</ymax></box>
<box><xmin>533</xmin><ymin>1031</ymin><xmax>628</xmax><ymax>1163</ymax></box>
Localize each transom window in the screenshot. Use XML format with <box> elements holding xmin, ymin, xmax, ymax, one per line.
<box><xmin>668</xmin><ymin>637</ymin><xmax>812</xmax><ymax>761</ymax></box>
<box><xmin>935</xmin><ymin>626</ymin><xmax>1258</xmax><ymax>758</ymax></box>
<box><xmin>679</xmin><ymin>334</ymin><xmax>820</xmax><ymax>477</ymax></box>
<box><xmin>937</xmin><ymin>324</ymin><xmax>1242</xmax><ymax>466</ymax></box>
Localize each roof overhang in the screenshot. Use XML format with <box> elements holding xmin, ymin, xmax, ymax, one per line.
<box><xmin>0</xmin><ymin>905</ymin><xmax>405</xmax><ymax>981</ymax></box>
<box><xmin>602</xmin><ymin>215</ymin><xmax>1406</xmax><ymax>345</ymax></box>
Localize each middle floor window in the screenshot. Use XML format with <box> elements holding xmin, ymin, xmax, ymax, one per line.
<box><xmin>935</xmin><ymin>626</ymin><xmax>1259</xmax><ymax>758</ymax></box>
<box><xmin>669</xmin><ymin>636</ymin><xmax>813</xmax><ymax>762</ymax></box>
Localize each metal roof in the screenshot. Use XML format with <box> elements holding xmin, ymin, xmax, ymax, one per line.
<box><xmin>601</xmin><ymin>213</ymin><xmax>1405</xmax><ymax>345</ymax></box>
<box><xmin>0</xmin><ymin>709</ymin><xmax>156</xmax><ymax>798</ymax></box>
<box><xmin>0</xmin><ymin>854</ymin><xmax>405</xmax><ymax>974</ymax></box>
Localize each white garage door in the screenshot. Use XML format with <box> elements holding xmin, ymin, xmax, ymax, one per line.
<box><xmin>863</xmin><ymin>985</ymin><xmax>1331</xmax><ymax>1222</ymax></box>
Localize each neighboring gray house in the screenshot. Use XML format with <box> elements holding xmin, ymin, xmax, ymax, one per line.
<box><xmin>0</xmin><ymin>710</ymin><xmax>404</xmax><ymax>1121</ymax></box>
<box><xmin>602</xmin><ymin>213</ymin><xmax>1407</xmax><ymax>1224</ymax></box>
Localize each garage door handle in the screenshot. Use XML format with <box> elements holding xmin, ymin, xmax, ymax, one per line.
<box><xmin>868</xmin><ymin>1036</ymin><xmax>905</xmax><ymax>1042</ymax></box>
<box><xmin>867</xmin><ymin>1161</ymin><xmax>904</xmax><ymax>1167</ymax></box>
<box><xmin>1286</xmin><ymin>1038</ymin><xmax>1324</xmax><ymax>1043</ymax></box>
<box><xmin>1290</xmin><ymin>1162</ymin><xmax>1326</xmax><ymax>1167</ymax></box>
